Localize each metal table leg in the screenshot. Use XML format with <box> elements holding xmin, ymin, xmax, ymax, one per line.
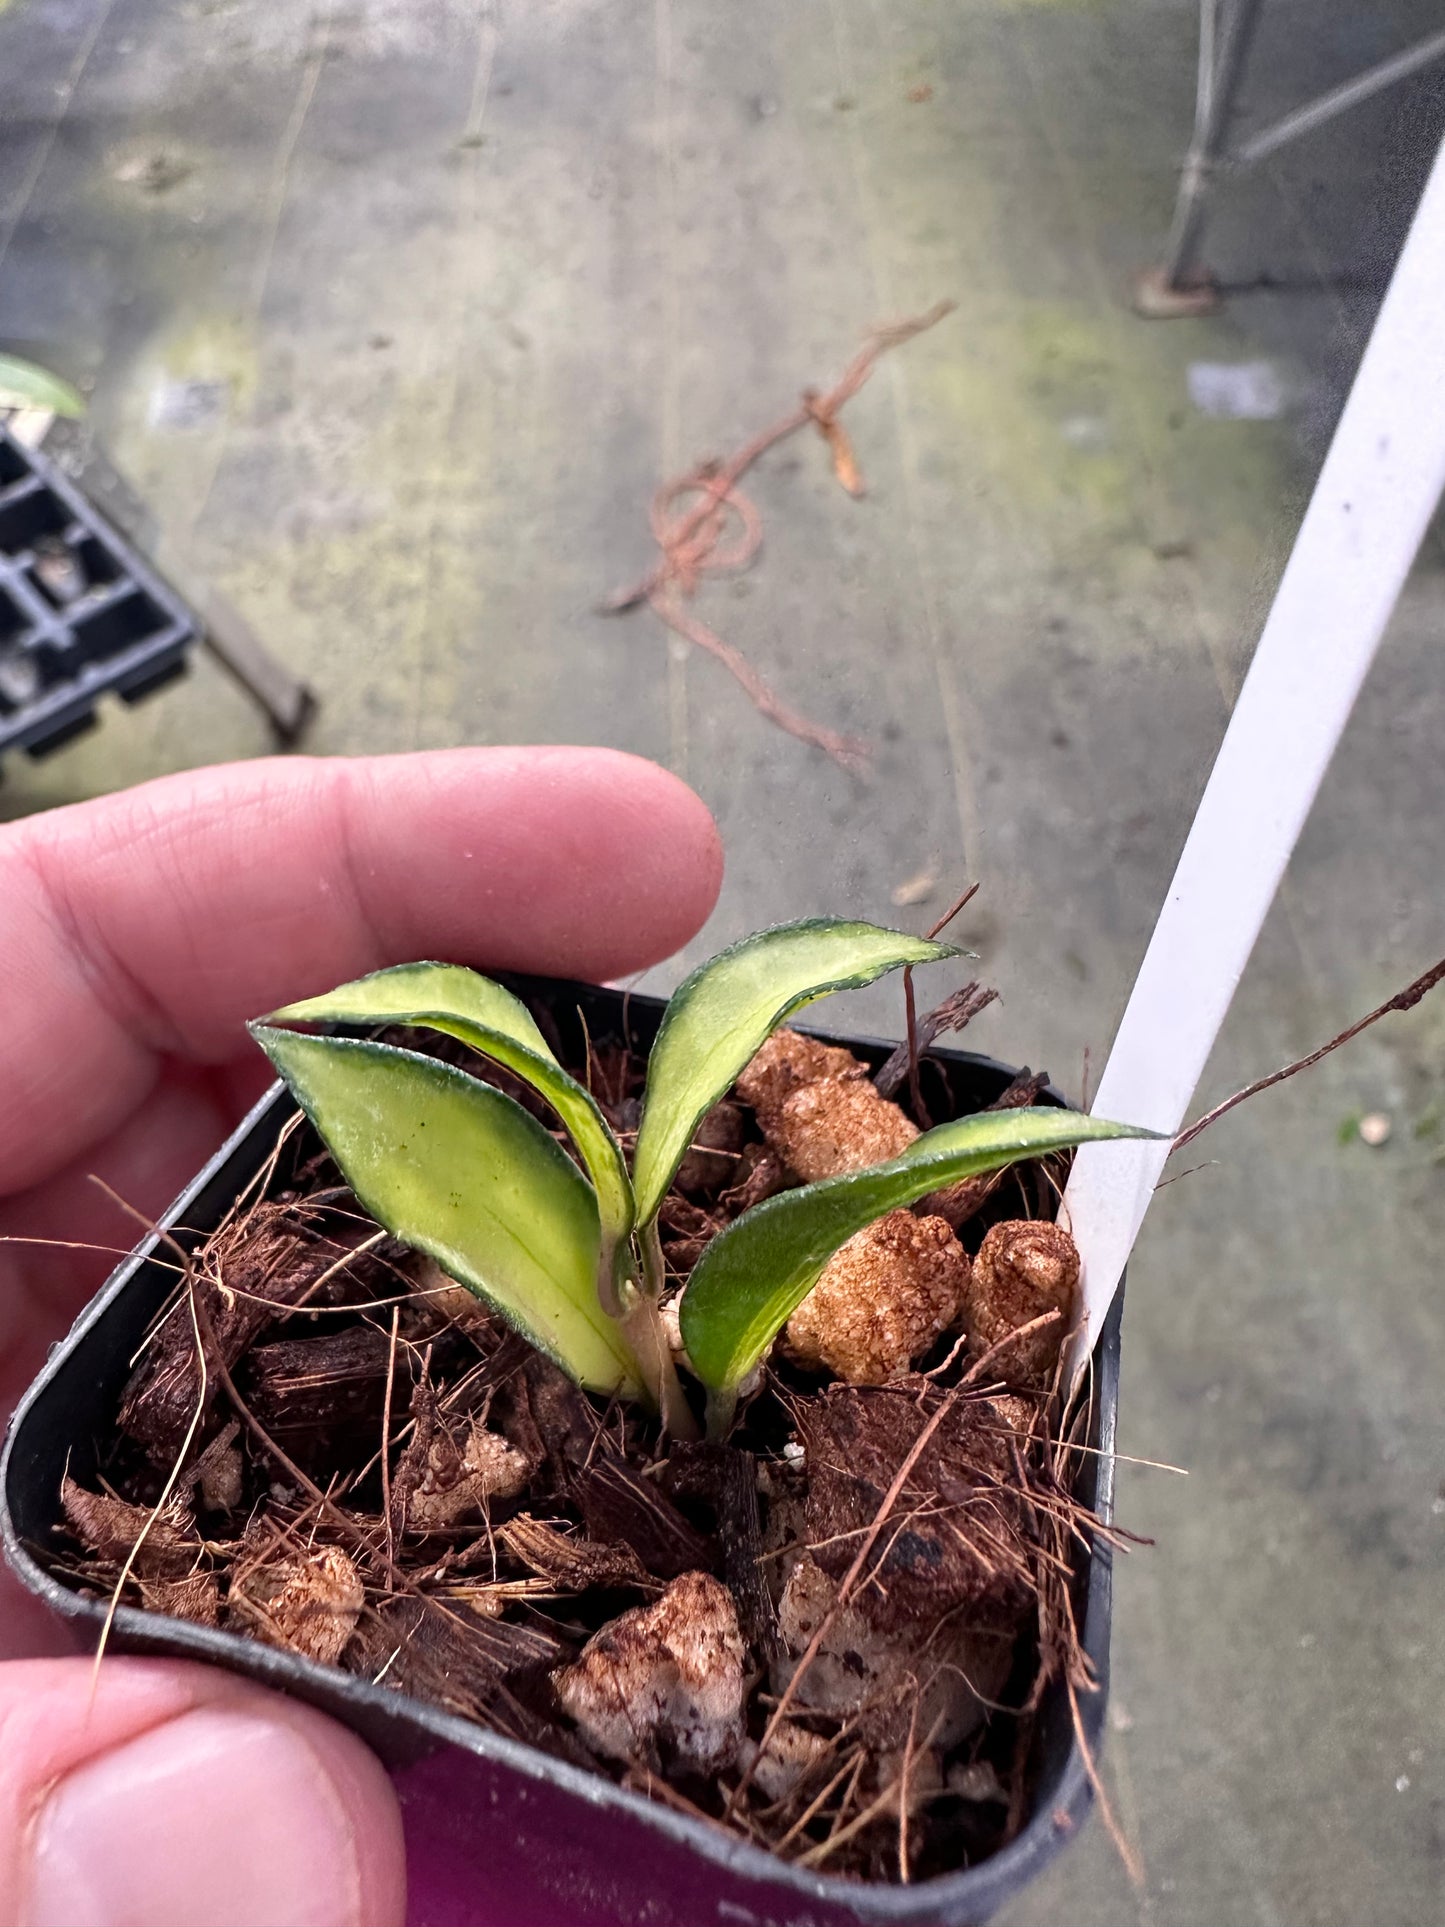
<box><xmin>1136</xmin><ymin>3</ymin><xmax>1445</xmax><ymax>317</ymax></box>
<box><xmin>190</xmin><ymin>584</ymin><xmax>319</xmax><ymax>746</ymax></box>
<box><xmin>1135</xmin><ymin>0</ymin><xmax>1266</xmax><ymax>316</ymax></box>
<box><xmin>1232</xmin><ymin>25</ymin><xmax>1445</xmax><ymax>169</ymax></box>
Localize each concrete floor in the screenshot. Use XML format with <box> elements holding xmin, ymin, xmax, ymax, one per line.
<box><xmin>2</xmin><ymin>1</ymin><xmax>1444</xmax><ymax>1920</ymax></box>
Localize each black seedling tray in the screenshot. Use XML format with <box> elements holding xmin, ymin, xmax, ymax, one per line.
<box><xmin>2</xmin><ymin>978</ymin><xmax>1122</xmax><ymax>1927</ymax></box>
<box><xmin>0</xmin><ymin>424</ymin><xmax>198</xmax><ymax>767</ymax></box>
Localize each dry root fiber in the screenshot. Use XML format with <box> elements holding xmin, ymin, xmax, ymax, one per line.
<box><xmin>230</xmin><ymin>1544</ymin><xmax>364</xmax><ymax>1667</ymax></box>
<box><xmin>785</xmin><ymin>1209</ymin><xmax>970</xmax><ymax>1384</ymax></box>
<box><xmin>774</xmin><ymin>1553</ymin><xmax>1013</xmax><ymax>1751</ymax></box>
<box><xmin>674</xmin><ymin>1099</ymin><xmax>747</xmax><ymax>1193</ymax></box>
<box><xmin>799</xmin><ymin>1385</ymin><xmax>1032</xmax><ymax>1627</ymax></box>
<box><xmin>737</xmin><ymin>1720</ymin><xmax>833</xmax><ymax>1802</ymax></box>
<box><xmin>60</xmin><ymin>1478</ymin><xmax>197</xmax><ymax>1580</ymax></box>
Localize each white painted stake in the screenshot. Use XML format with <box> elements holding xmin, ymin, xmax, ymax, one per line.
<box><xmin>1064</xmin><ymin>133</ymin><xmax>1445</xmax><ymax>1366</ymax></box>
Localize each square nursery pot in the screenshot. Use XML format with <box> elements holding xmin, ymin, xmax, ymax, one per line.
<box><xmin>2</xmin><ymin>975</ymin><xmax>1123</xmax><ymax>1927</ymax></box>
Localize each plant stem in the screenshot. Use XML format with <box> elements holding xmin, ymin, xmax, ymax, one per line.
<box><xmin>623</xmin><ymin>1289</ymin><xmax>700</xmax><ymax>1442</ymax></box>
<box><xmin>704</xmin><ymin>1387</ymin><xmax>738</xmax><ymax>1443</ymax></box>
<box><xmin>596</xmin><ymin>1234</ymin><xmax>628</xmax><ymax>1320</ymax></box>
<box><xmin>1172</xmin><ymin>951</ymin><xmax>1445</xmax><ymax>1152</ymax></box>
<box><xmin>635</xmin><ymin>1215</ymin><xmax>702</xmax><ymax>1435</ymax></box>
<box><xmin>640</xmin><ymin>1217</ymin><xmax>667</xmax><ymax>1300</ymax></box>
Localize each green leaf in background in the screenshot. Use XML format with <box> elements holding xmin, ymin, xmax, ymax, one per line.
<box><xmin>0</xmin><ymin>353</ymin><xmax>84</xmax><ymax>416</ymax></box>
<box><xmin>678</xmin><ymin>1107</ymin><xmax>1160</xmax><ymax>1402</ymax></box>
<box><xmin>267</xmin><ymin>964</ymin><xmax>635</xmax><ymax>1307</ymax></box>
<box><xmin>631</xmin><ymin>918</ymin><xmax>963</xmax><ymax>1227</ymax></box>
<box><xmin>251</xmin><ymin>1027</ymin><xmax>643</xmax><ymax>1397</ymax></box>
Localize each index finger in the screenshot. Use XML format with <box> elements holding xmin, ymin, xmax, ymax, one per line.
<box><xmin>0</xmin><ymin>747</ymin><xmax>722</xmax><ymax>1195</ymax></box>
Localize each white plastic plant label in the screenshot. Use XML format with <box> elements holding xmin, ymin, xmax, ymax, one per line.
<box><xmin>1063</xmin><ymin>133</ymin><xmax>1445</xmax><ymax>1369</ymax></box>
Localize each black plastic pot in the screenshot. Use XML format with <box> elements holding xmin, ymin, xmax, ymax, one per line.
<box><xmin>2</xmin><ymin>977</ymin><xmax>1121</xmax><ymax>1927</ymax></box>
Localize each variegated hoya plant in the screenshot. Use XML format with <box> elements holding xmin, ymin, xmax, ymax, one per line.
<box><xmin>253</xmin><ymin>920</ymin><xmax>1150</xmax><ymax>1438</ymax></box>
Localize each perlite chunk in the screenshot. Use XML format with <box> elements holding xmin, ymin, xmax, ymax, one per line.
<box><xmin>735</xmin><ymin>1027</ymin><xmax>866</xmax><ymax>1129</ymax></box>
<box><xmin>552</xmin><ymin>1570</ymin><xmax>745</xmax><ymax>1773</ymax></box>
<box><xmin>965</xmin><ymin>1219</ymin><xmax>1081</xmax><ymax>1385</ymax></box>
<box><xmin>770</xmin><ymin>1077</ymin><xmax>919</xmax><ymax>1183</ymax></box>
<box><xmin>404</xmin><ymin>1417</ymin><xmax>533</xmax><ymax>1530</ymax></box>
<box><xmin>785</xmin><ymin>1209</ymin><xmax>970</xmax><ymax>1383</ymax></box>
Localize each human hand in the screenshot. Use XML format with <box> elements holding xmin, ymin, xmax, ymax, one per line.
<box><xmin>0</xmin><ymin>747</ymin><xmax>722</xmax><ymax>1926</ymax></box>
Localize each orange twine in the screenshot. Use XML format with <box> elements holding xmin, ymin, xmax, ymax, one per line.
<box><xmin>603</xmin><ymin>302</ymin><xmax>954</xmax><ymax>775</ymax></box>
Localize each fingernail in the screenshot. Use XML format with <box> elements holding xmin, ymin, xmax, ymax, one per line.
<box><xmin>24</xmin><ymin>1706</ymin><xmax>365</xmax><ymax>1927</ymax></box>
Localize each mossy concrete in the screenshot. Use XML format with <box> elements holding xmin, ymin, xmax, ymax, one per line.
<box><xmin>1</xmin><ymin>1</ymin><xmax>1443</xmax><ymax>1920</ymax></box>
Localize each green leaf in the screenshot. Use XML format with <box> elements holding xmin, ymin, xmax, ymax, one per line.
<box><xmin>267</xmin><ymin>964</ymin><xmax>634</xmax><ymax>1302</ymax></box>
<box><xmin>631</xmin><ymin>919</ymin><xmax>961</xmax><ymax>1226</ymax></box>
<box><xmin>678</xmin><ymin>1107</ymin><xmax>1160</xmax><ymax>1396</ymax></box>
<box><xmin>251</xmin><ymin>1026</ymin><xmax>643</xmax><ymax>1397</ymax></box>
<box><xmin>0</xmin><ymin>353</ymin><xmax>84</xmax><ymax>416</ymax></box>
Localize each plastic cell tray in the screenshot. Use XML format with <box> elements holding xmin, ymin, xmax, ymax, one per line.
<box><xmin>0</xmin><ymin>423</ymin><xmax>199</xmax><ymax>768</ymax></box>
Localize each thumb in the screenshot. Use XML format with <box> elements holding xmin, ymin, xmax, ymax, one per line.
<box><xmin>1</xmin><ymin>1658</ymin><xmax>406</xmax><ymax>1927</ymax></box>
